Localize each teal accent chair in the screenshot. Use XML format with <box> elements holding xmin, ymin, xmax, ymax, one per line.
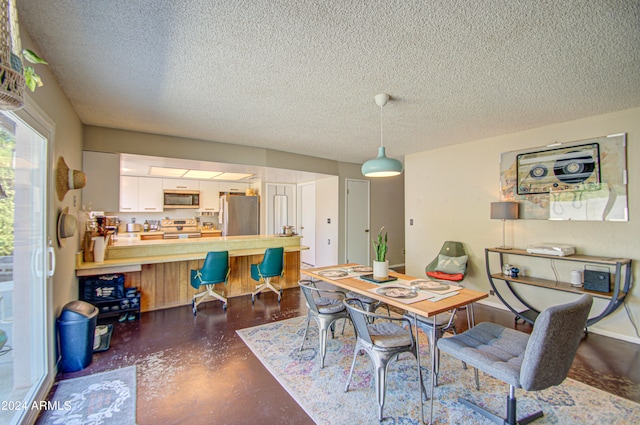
<box><xmin>190</xmin><ymin>251</ymin><xmax>230</xmax><ymax>314</ymax></box>
<box><xmin>250</xmin><ymin>247</ymin><xmax>284</xmax><ymax>303</ymax></box>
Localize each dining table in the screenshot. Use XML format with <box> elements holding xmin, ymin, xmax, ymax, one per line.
<box><xmin>301</xmin><ymin>263</ymin><xmax>489</xmax><ymax>424</ymax></box>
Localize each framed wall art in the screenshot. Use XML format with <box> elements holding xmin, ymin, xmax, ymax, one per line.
<box><xmin>500</xmin><ymin>133</ymin><xmax>628</xmax><ymax>221</ymax></box>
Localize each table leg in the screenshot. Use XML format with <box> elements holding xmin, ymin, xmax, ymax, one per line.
<box><xmin>429</xmin><ymin>319</ymin><xmax>436</xmax><ymax>425</ymax></box>
<box><xmin>413</xmin><ymin>314</ymin><xmax>426</xmax><ymax>424</ymax></box>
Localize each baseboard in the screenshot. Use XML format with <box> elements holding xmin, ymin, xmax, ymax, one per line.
<box><xmin>476</xmin><ymin>300</ymin><xmax>640</xmax><ymax>345</ymax></box>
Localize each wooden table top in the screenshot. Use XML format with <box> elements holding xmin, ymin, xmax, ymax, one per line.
<box><xmin>302</xmin><ymin>264</ymin><xmax>488</xmax><ymax>317</ymax></box>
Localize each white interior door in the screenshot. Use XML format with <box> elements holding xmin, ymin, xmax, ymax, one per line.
<box><xmin>345</xmin><ymin>179</ymin><xmax>370</xmax><ymax>265</ymax></box>
<box><xmin>0</xmin><ymin>108</ymin><xmax>53</xmax><ymax>425</ymax></box>
<box><xmin>298</xmin><ymin>183</ymin><xmax>315</xmax><ymax>266</ymax></box>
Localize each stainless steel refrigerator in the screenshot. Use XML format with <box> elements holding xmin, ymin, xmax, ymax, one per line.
<box><xmin>219</xmin><ymin>195</ymin><xmax>259</xmax><ymax>236</ymax></box>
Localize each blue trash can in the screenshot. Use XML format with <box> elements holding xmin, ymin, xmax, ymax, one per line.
<box><xmin>57</xmin><ymin>300</ymin><xmax>98</xmax><ymax>372</ymax></box>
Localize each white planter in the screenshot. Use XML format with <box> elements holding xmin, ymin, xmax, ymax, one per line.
<box><xmin>373</xmin><ymin>260</ymin><xmax>389</xmax><ymax>279</ymax></box>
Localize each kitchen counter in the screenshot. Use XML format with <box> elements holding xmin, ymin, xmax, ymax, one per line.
<box><xmin>76</xmin><ymin>234</ymin><xmax>307</xmax><ymax>312</ymax></box>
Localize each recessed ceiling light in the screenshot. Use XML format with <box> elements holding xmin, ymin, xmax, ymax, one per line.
<box><xmin>182</xmin><ymin>170</ymin><xmax>223</xmax><ymax>179</ymax></box>
<box><xmin>149</xmin><ymin>166</ymin><xmax>188</xmax><ymax>177</ymax></box>
<box><xmin>213</xmin><ymin>172</ymin><xmax>254</xmax><ymax>181</ymax></box>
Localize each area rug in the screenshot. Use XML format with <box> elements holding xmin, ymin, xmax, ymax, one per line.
<box><xmin>37</xmin><ymin>366</ymin><xmax>136</xmax><ymax>425</ymax></box>
<box><xmin>237</xmin><ymin>317</ymin><xmax>640</xmax><ymax>424</ymax></box>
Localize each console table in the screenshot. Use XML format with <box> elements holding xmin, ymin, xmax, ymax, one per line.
<box><xmin>485</xmin><ymin>248</ymin><xmax>632</xmax><ymax>327</ymax></box>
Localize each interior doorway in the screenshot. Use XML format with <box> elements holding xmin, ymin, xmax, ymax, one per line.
<box><xmin>345</xmin><ymin>179</ymin><xmax>370</xmax><ymax>266</ymax></box>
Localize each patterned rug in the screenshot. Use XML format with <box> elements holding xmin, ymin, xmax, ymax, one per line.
<box><xmin>37</xmin><ymin>366</ymin><xmax>136</xmax><ymax>425</ymax></box>
<box><xmin>237</xmin><ymin>316</ymin><xmax>640</xmax><ymax>424</ymax></box>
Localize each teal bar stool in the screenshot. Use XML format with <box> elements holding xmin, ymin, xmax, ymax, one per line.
<box><xmin>250</xmin><ymin>247</ymin><xmax>284</xmax><ymax>303</ymax></box>
<box><xmin>190</xmin><ymin>251</ymin><xmax>230</xmax><ymax>314</ymax></box>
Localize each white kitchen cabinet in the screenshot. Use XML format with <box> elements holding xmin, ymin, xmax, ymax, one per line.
<box><xmin>119</xmin><ymin>175</ymin><xmax>139</xmax><ymax>212</ymax></box>
<box><xmin>138</xmin><ymin>177</ymin><xmax>164</xmax><ymax>211</ymax></box>
<box><xmin>163</xmin><ymin>178</ymin><xmax>199</xmax><ymax>191</ymax></box>
<box><xmin>120</xmin><ymin>176</ymin><xmax>163</xmax><ymax>212</ymax></box>
<box><xmin>199</xmin><ymin>181</ymin><xmax>220</xmax><ymax>212</ymax></box>
<box><xmin>218</xmin><ymin>182</ymin><xmax>250</xmax><ymax>193</ymax></box>
<box><xmin>82</xmin><ymin>151</ymin><xmax>120</xmax><ymax>212</ymax></box>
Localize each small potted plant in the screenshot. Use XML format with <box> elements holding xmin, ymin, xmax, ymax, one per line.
<box><xmin>372</xmin><ymin>226</ymin><xmax>389</xmax><ymax>279</ymax></box>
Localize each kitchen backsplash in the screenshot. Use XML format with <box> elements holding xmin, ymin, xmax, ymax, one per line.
<box><xmin>106</xmin><ymin>210</ymin><xmax>219</xmax><ymax>232</ymax></box>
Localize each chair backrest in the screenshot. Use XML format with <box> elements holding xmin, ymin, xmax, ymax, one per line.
<box><xmin>258</xmin><ymin>247</ymin><xmax>284</xmax><ymax>277</ymax></box>
<box><xmin>299</xmin><ymin>280</ymin><xmax>320</xmax><ymax>314</ymax></box>
<box><xmin>520</xmin><ymin>294</ymin><xmax>593</xmax><ymax>391</ymax></box>
<box><xmin>425</xmin><ymin>241</ymin><xmax>468</xmax><ymax>274</ymax></box>
<box><xmin>343</xmin><ymin>298</ymin><xmax>374</xmax><ymax>345</ymax></box>
<box><xmin>199</xmin><ymin>251</ymin><xmax>229</xmax><ymax>283</ymax></box>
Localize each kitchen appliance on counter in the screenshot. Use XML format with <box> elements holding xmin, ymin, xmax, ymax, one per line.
<box><xmin>161</xmin><ymin>218</ymin><xmax>201</xmax><ymax>239</ymax></box>
<box><xmin>220</xmin><ymin>195</ymin><xmax>259</xmax><ymax>236</ymax></box>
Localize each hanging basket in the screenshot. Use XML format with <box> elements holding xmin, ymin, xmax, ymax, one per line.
<box><xmin>0</xmin><ymin>0</ymin><xmax>25</xmax><ymax>111</ymax></box>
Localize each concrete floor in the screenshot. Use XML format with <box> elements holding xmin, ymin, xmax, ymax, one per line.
<box><xmin>40</xmin><ymin>286</ymin><xmax>640</xmax><ymax>424</ymax></box>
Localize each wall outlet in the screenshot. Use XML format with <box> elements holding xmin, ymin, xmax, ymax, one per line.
<box><xmin>490</xmin><ymin>290</ymin><xmax>495</xmax><ymax>296</ymax></box>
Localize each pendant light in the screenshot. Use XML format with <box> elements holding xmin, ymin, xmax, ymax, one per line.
<box><xmin>361</xmin><ymin>93</ymin><xmax>403</xmax><ymax>177</ymax></box>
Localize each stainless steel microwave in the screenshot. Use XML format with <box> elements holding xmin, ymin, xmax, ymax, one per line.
<box><xmin>163</xmin><ymin>190</ymin><xmax>200</xmax><ymax>208</ymax></box>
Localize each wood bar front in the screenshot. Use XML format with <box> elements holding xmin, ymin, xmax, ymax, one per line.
<box><xmin>76</xmin><ymin>235</ymin><xmax>306</xmax><ymax>312</ymax></box>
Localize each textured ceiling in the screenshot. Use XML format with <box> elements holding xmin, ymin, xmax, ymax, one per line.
<box><xmin>17</xmin><ymin>1</ymin><xmax>640</xmax><ymax>165</ymax></box>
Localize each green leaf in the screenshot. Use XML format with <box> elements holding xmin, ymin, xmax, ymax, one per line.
<box><xmin>23</xmin><ymin>66</ymin><xmax>43</xmax><ymax>92</ymax></box>
<box><xmin>22</xmin><ymin>49</ymin><xmax>48</xmax><ymax>65</ymax></box>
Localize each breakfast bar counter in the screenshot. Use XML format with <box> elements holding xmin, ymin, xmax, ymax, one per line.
<box><xmin>76</xmin><ymin>234</ymin><xmax>307</xmax><ymax>312</ymax></box>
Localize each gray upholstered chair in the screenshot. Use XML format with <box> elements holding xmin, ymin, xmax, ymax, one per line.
<box><xmin>343</xmin><ymin>298</ymin><xmax>424</xmax><ymax>422</ymax></box>
<box><xmin>298</xmin><ymin>280</ymin><xmax>349</xmax><ymax>368</ymax></box>
<box><xmin>437</xmin><ymin>294</ymin><xmax>592</xmax><ymax>425</ymax></box>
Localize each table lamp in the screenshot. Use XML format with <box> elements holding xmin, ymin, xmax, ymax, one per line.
<box><xmin>491</xmin><ymin>202</ymin><xmax>519</xmax><ymax>249</ymax></box>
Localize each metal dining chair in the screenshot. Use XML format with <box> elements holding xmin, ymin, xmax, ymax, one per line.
<box><xmin>404</xmin><ymin>309</ymin><xmax>460</xmax><ymax>387</ymax></box>
<box><xmin>343</xmin><ymin>297</ymin><xmax>424</xmax><ymax>422</ymax></box>
<box><xmin>298</xmin><ymin>280</ymin><xmax>350</xmax><ymax>368</ymax></box>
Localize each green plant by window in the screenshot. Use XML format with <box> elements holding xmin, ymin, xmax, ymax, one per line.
<box><xmin>22</xmin><ymin>49</ymin><xmax>48</xmax><ymax>92</ymax></box>
<box><xmin>372</xmin><ymin>226</ymin><xmax>388</xmax><ymax>262</ymax></box>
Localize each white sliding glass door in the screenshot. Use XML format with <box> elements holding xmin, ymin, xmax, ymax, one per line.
<box><xmin>0</xmin><ymin>108</ymin><xmax>53</xmax><ymax>425</ymax></box>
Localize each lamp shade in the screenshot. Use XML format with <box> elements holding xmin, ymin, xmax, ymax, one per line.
<box><xmin>490</xmin><ymin>202</ymin><xmax>519</xmax><ymax>220</ymax></box>
<box><xmin>361</xmin><ymin>147</ymin><xmax>403</xmax><ymax>177</ymax></box>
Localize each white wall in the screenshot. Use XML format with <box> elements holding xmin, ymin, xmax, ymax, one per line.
<box><xmin>315</xmin><ymin>177</ymin><xmax>339</xmax><ymax>266</ymax></box>
<box><xmin>20</xmin><ymin>29</ymin><xmax>84</xmax><ymax>383</ymax></box>
<box><xmin>405</xmin><ymin>107</ymin><xmax>640</xmax><ymax>343</ymax></box>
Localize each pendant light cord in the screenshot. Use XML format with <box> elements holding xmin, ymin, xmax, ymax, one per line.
<box><xmin>380</xmin><ymin>103</ymin><xmax>384</xmax><ymax>148</ymax></box>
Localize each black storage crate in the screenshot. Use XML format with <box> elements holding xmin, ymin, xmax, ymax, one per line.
<box><xmin>92</xmin><ymin>293</ymin><xmax>141</xmax><ymax>319</ymax></box>
<box><xmin>80</xmin><ymin>274</ymin><xmax>125</xmax><ymax>302</ymax></box>
<box><xmin>80</xmin><ymin>275</ymin><xmax>141</xmax><ymax>320</ymax></box>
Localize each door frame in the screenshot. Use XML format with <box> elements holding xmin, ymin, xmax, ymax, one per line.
<box><xmin>297</xmin><ymin>182</ymin><xmax>315</xmax><ymax>266</ymax></box>
<box><xmin>10</xmin><ymin>96</ymin><xmax>56</xmax><ymax>425</ymax></box>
